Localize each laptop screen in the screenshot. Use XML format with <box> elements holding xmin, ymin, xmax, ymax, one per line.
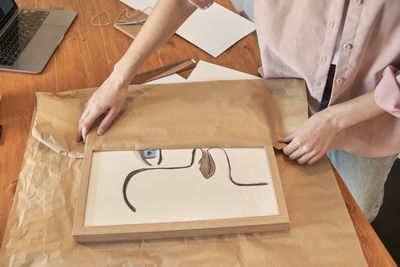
<box><xmin>0</xmin><ymin>0</ymin><xmax>17</xmax><ymax>30</ymax></box>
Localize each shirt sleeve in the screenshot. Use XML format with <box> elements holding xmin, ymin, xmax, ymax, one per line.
<box><xmin>374</xmin><ymin>65</ymin><xmax>400</xmax><ymax>118</ymax></box>
<box><xmin>187</xmin><ymin>0</ymin><xmax>214</xmax><ymax>9</ymax></box>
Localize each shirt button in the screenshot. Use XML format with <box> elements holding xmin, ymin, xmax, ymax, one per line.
<box><xmin>321</xmin><ymin>56</ymin><xmax>327</xmax><ymax>63</ymax></box>
<box><xmin>343</xmin><ymin>43</ymin><xmax>353</xmax><ymax>50</ymax></box>
<box><xmin>316</xmin><ymin>81</ymin><xmax>322</xmax><ymax>87</ymax></box>
<box><xmin>336</xmin><ymin>77</ymin><xmax>345</xmax><ymax>84</ymax></box>
<box><xmin>328</xmin><ymin>21</ymin><xmax>335</xmax><ymax>28</ymax></box>
<box><xmin>355</xmin><ymin>0</ymin><xmax>363</xmax><ymax>5</ymax></box>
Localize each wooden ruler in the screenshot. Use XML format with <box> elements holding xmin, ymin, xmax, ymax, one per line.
<box><xmin>130</xmin><ymin>58</ymin><xmax>197</xmax><ymax>84</ymax></box>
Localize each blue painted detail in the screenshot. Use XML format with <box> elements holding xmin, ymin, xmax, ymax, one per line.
<box><xmin>143</xmin><ymin>150</ymin><xmax>157</xmax><ymax>159</ymax></box>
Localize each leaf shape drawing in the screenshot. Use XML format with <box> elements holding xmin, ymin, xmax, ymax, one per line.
<box><xmin>199</xmin><ymin>149</ymin><xmax>216</xmax><ymax>179</ymax></box>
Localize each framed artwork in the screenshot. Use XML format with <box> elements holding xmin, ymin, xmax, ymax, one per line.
<box><xmin>73</xmin><ymin>146</ymin><xmax>289</xmax><ymax>243</ymax></box>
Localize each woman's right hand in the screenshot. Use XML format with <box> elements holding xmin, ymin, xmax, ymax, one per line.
<box><xmin>76</xmin><ymin>71</ymin><xmax>129</xmax><ymax>143</ymax></box>
<box><xmin>76</xmin><ymin>0</ymin><xmax>198</xmax><ymax>143</ymax></box>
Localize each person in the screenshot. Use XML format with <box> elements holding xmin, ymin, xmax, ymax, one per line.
<box><xmin>77</xmin><ymin>0</ymin><xmax>400</xmax><ymax>222</ymax></box>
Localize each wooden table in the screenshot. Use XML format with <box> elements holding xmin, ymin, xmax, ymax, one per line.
<box><xmin>0</xmin><ymin>0</ymin><xmax>395</xmax><ymax>266</ymax></box>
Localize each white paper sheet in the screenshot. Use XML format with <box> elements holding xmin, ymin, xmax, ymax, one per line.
<box><xmin>120</xmin><ymin>0</ymin><xmax>156</xmax><ymax>14</ymax></box>
<box><xmin>187</xmin><ymin>60</ymin><xmax>260</xmax><ymax>82</ymax></box>
<box><xmin>120</xmin><ymin>1</ymin><xmax>256</xmax><ymax>57</ymax></box>
<box><xmin>145</xmin><ymin>74</ymin><xmax>187</xmax><ymax>84</ymax></box>
<box><xmin>145</xmin><ymin>60</ymin><xmax>259</xmax><ymax>85</ymax></box>
<box><xmin>85</xmin><ymin>147</ymin><xmax>279</xmax><ymax>226</ymax></box>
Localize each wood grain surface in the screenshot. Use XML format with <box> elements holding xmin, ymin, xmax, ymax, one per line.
<box><xmin>0</xmin><ymin>0</ymin><xmax>395</xmax><ymax>266</ymax></box>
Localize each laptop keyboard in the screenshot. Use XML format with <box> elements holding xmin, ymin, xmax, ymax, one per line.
<box><xmin>0</xmin><ymin>9</ymin><xmax>49</xmax><ymax>66</ymax></box>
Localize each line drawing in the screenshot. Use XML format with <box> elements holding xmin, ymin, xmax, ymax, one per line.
<box><xmin>123</xmin><ymin>148</ymin><xmax>268</xmax><ymax>213</ymax></box>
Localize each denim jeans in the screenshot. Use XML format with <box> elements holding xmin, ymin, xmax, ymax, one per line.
<box><xmin>327</xmin><ymin>150</ymin><xmax>398</xmax><ymax>222</ymax></box>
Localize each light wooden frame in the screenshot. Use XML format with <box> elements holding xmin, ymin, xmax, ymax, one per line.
<box><xmin>72</xmin><ymin>146</ymin><xmax>289</xmax><ymax>243</ymax></box>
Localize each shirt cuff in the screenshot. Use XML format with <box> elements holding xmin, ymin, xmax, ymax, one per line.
<box><xmin>374</xmin><ymin>65</ymin><xmax>400</xmax><ymax>118</ymax></box>
<box><xmin>187</xmin><ymin>0</ymin><xmax>213</xmax><ymax>9</ymax></box>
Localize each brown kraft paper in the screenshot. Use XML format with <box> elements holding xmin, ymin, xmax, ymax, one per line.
<box><xmin>32</xmin><ymin>79</ymin><xmax>308</xmax><ymax>157</ymax></box>
<box><xmin>0</xmin><ymin>79</ymin><xmax>367</xmax><ymax>266</ymax></box>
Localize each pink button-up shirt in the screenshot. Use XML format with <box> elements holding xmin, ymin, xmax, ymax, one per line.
<box><xmin>190</xmin><ymin>0</ymin><xmax>400</xmax><ymax>157</ymax></box>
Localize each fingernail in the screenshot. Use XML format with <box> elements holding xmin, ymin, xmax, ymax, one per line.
<box><xmin>98</xmin><ymin>128</ymin><xmax>103</xmax><ymax>135</ymax></box>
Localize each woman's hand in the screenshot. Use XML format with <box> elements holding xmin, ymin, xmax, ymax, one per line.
<box><xmin>279</xmin><ymin>91</ymin><xmax>386</xmax><ymax>164</ymax></box>
<box><xmin>76</xmin><ymin>72</ymin><xmax>129</xmax><ymax>143</ymax></box>
<box><xmin>279</xmin><ymin>108</ymin><xmax>341</xmax><ymax>165</ymax></box>
<box><xmin>75</xmin><ymin>0</ymin><xmax>197</xmax><ymax>143</ymax></box>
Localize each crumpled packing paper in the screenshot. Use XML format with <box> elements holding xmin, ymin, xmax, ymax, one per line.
<box><xmin>0</xmin><ymin>79</ymin><xmax>367</xmax><ymax>266</ymax></box>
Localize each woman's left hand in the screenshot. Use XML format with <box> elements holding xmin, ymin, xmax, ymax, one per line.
<box><xmin>279</xmin><ymin>108</ymin><xmax>341</xmax><ymax>165</ymax></box>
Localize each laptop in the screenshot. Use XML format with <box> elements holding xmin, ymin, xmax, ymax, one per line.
<box><xmin>0</xmin><ymin>0</ymin><xmax>77</xmax><ymax>74</ymax></box>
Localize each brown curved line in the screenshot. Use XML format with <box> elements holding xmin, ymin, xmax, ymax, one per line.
<box><xmin>123</xmin><ymin>148</ymin><xmax>268</xmax><ymax>213</ymax></box>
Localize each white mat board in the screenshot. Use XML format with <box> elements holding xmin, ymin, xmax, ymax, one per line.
<box><xmin>85</xmin><ymin>147</ymin><xmax>279</xmax><ymax>226</ymax></box>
